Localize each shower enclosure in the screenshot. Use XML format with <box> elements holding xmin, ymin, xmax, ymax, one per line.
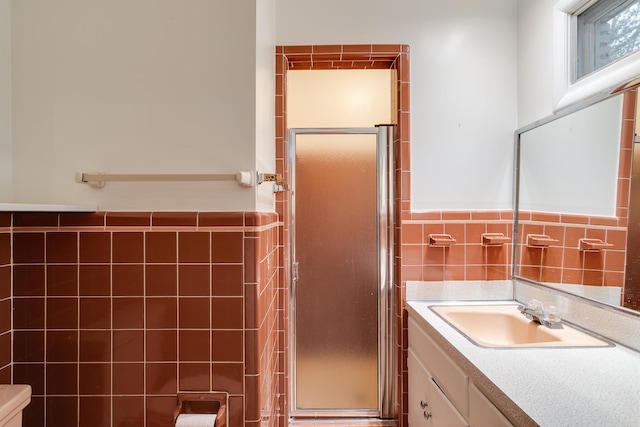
<box><xmin>288</xmin><ymin>125</ymin><xmax>395</xmax><ymax>419</ymax></box>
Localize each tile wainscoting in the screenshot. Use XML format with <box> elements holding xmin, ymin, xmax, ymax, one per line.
<box><xmin>9</xmin><ymin>211</ymin><xmax>280</xmax><ymax>427</ymax></box>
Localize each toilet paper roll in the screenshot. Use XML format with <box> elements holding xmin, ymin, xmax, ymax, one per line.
<box><xmin>175</xmin><ymin>413</ymin><xmax>217</xmax><ymax>427</ymax></box>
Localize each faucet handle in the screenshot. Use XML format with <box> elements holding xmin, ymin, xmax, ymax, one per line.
<box><xmin>526</xmin><ymin>299</ymin><xmax>544</xmax><ymax>312</ymax></box>
<box><xmin>545</xmin><ymin>305</ymin><xmax>562</xmax><ymax>323</ymax></box>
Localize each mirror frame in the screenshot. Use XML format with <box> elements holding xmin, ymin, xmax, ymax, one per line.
<box><xmin>512</xmin><ymin>85</ymin><xmax>640</xmax><ymax>318</ymax></box>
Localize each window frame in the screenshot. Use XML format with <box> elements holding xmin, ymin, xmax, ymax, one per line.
<box><xmin>553</xmin><ymin>0</ymin><xmax>640</xmax><ymax>111</ymax></box>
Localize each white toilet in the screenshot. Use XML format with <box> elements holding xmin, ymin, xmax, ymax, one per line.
<box><xmin>0</xmin><ymin>385</ymin><xmax>31</xmax><ymax>427</ymax></box>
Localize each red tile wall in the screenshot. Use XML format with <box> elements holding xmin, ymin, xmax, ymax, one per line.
<box><xmin>276</xmin><ymin>44</ymin><xmax>410</xmax><ymax>427</ymax></box>
<box><xmin>11</xmin><ymin>211</ymin><xmax>279</xmax><ymax>427</ymax></box>
<box><xmin>0</xmin><ymin>213</ymin><xmax>11</xmax><ymax>385</ymax></box>
<box><xmin>401</xmin><ymin>211</ymin><xmax>515</xmax><ymax>282</ymax></box>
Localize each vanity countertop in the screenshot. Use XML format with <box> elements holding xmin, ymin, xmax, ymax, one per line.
<box><xmin>407</xmin><ymin>300</ymin><xmax>640</xmax><ymax>427</ymax></box>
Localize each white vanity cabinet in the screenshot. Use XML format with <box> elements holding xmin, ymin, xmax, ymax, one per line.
<box><xmin>408</xmin><ymin>317</ymin><xmax>513</xmax><ymax>427</ymax></box>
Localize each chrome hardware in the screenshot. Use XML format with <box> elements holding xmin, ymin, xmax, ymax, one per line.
<box><xmin>273</xmin><ymin>183</ymin><xmax>289</xmax><ymax>193</ymax></box>
<box><xmin>420</xmin><ymin>400</ymin><xmax>428</xmax><ymax>409</ymax></box>
<box><xmin>424</xmin><ymin>411</ymin><xmax>432</xmax><ymax>419</ymax></box>
<box><xmin>257</xmin><ymin>172</ymin><xmax>282</xmax><ymax>184</ymax></box>
<box><xmin>517</xmin><ymin>299</ymin><xmax>563</xmax><ymax>329</ymax></box>
<box><xmin>292</xmin><ymin>262</ymin><xmax>299</xmax><ymax>282</ymax></box>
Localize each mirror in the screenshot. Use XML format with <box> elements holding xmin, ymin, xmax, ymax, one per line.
<box><xmin>514</xmin><ymin>88</ymin><xmax>640</xmax><ymax>316</ymax></box>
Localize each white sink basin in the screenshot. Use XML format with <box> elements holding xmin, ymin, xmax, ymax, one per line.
<box><xmin>430</xmin><ymin>304</ymin><xmax>611</xmax><ymax>348</ymax></box>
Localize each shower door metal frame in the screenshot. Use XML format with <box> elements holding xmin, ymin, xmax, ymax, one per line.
<box><xmin>288</xmin><ymin>125</ymin><xmax>396</xmax><ymax>419</ymax></box>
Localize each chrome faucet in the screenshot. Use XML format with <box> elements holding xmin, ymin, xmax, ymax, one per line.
<box><xmin>517</xmin><ymin>299</ymin><xmax>563</xmax><ymax>329</ymax></box>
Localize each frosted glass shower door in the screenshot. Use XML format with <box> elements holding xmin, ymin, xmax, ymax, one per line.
<box><xmin>292</xmin><ymin>131</ymin><xmax>379</xmax><ymax>415</ymax></box>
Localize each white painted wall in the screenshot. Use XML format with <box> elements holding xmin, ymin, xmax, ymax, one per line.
<box><xmin>277</xmin><ymin>0</ymin><xmax>518</xmax><ymax>211</ymax></box>
<box><xmin>517</xmin><ymin>0</ymin><xmax>557</xmax><ymax>127</ymax></box>
<box><xmin>255</xmin><ymin>0</ymin><xmax>276</xmax><ymax>212</ymax></box>
<box><xmin>5</xmin><ymin>0</ymin><xmax>519</xmax><ymax>212</ymax></box>
<box><xmin>0</xmin><ymin>0</ymin><xmax>10</xmax><ymax>201</ymax></box>
<box><xmin>9</xmin><ymin>0</ymin><xmax>275</xmax><ymax>212</ymax></box>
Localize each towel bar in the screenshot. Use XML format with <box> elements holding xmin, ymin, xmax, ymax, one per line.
<box><xmin>76</xmin><ymin>171</ymin><xmax>282</xmax><ymax>188</ymax></box>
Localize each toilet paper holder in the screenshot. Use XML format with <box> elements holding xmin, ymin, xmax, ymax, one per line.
<box><xmin>173</xmin><ymin>392</ymin><xmax>228</xmax><ymax>427</ymax></box>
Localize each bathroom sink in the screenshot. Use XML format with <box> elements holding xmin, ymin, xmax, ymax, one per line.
<box><xmin>430</xmin><ymin>304</ymin><xmax>611</xmax><ymax>348</ymax></box>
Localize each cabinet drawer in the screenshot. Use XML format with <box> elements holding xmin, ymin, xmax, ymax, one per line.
<box><xmin>469</xmin><ymin>383</ymin><xmax>513</xmax><ymax>427</ymax></box>
<box><xmin>409</xmin><ymin>317</ymin><xmax>469</xmax><ymax>416</ymax></box>
<box><xmin>408</xmin><ymin>349</ymin><xmax>468</xmax><ymax>427</ymax></box>
<box><xmin>408</xmin><ymin>349</ymin><xmax>432</xmax><ymax>427</ymax></box>
<box><xmin>427</xmin><ymin>373</ymin><xmax>469</xmax><ymax>427</ymax></box>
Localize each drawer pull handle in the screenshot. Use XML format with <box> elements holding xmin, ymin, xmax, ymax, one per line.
<box><xmin>420</xmin><ymin>400</ymin><xmax>428</xmax><ymax>409</ymax></box>
<box><xmin>424</xmin><ymin>411</ymin><xmax>432</xmax><ymax>419</ymax></box>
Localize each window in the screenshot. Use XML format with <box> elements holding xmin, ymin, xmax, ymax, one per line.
<box><xmin>552</xmin><ymin>0</ymin><xmax>640</xmax><ymax>110</ymax></box>
<box><xmin>576</xmin><ymin>0</ymin><xmax>640</xmax><ymax>80</ymax></box>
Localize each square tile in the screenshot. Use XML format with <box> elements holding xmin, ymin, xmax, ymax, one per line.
<box><xmin>179</xmin><ymin>330</ymin><xmax>210</xmax><ymax>362</ymax></box>
<box><xmin>113</xmin><ymin>363</ymin><xmax>145</xmax><ymax>395</ymax></box>
<box><xmin>13</xmin><ymin>233</ymin><xmax>45</xmax><ymax>264</ymax></box>
<box><xmin>212</xmin><ymin>265</ymin><xmax>243</xmax><ymax>297</ymax></box>
<box><xmin>24</xmin><ymin>396</ymin><xmax>44</xmax><ymax>427</ymax></box>
<box><xmin>46</xmin><ymin>363</ymin><xmax>78</xmax><ymax>394</ymax></box>
<box><xmin>146</xmin><ymin>363</ymin><xmax>177</xmax><ymax>395</ymax></box>
<box><xmin>145</xmin><ymin>232</ymin><xmax>177</xmax><ymax>263</ymax></box>
<box><xmin>211</xmin><ymin>362</ymin><xmax>243</xmax><ymax>394</ymax></box>
<box><xmin>179</xmin><ymin>363</ymin><xmax>210</xmax><ymax>391</ymax></box>
<box><xmin>46</xmin><ymin>232</ymin><xmax>78</xmax><ymax>263</ymax></box>
<box><xmin>179</xmin><ymin>265</ymin><xmax>210</xmax><ymax>296</ymax></box>
<box><xmin>211</xmin><ymin>232</ymin><xmax>244</xmax><ymax>263</ymax></box>
<box><xmin>46</xmin><ymin>298</ymin><xmax>78</xmax><ymax>329</ymax></box>
<box><xmin>146</xmin><ymin>396</ymin><xmax>176</xmax><ymax>427</ymax></box>
<box><xmin>79</xmin><ymin>363</ymin><xmax>111</xmax><ymax>395</ymax></box>
<box><xmin>113</xmin><ymin>232</ymin><xmax>145</xmax><ymax>263</ymax></box>
<box><xmin>46</xmin><ymin>330</ymin><xmax>78</xmax><ymax>362</ymax></box>
<box><xmin>146</xmin><ymin>298</ymin><xmax>177</xmax><ymax>329</ymax></box>
<box><xmin>112</xmin><ymin>264</ymin><xmax>145</xmax><ymax>296</ymax></box>
<box><xmin>79</xmin><ymin>232</ymin><xmax>111</xmax><ymax>263</ymax></box>
<box><xmin>46</xmin><ymin>265</ymin><xmax>78</xmax><ymax>296</ymax></box>
<box><xmin>146</xmin><ymin>265</ymin><xmax>178</xmax><ymax>296</ymax></box>
<box><xmin>212</xmin><ymin>330</ymin><xmax>243</xmax><ymax>362</ymax></box>
<box><xmin>113</xmin><ymin>298</ymin><xmax>144</xmax><ymax>329</ymax></box>
<box><xmin>13</xmin><ymin>330</ymin><xmax>44</xmax><ymax>362</ymax></box>
<box><xmin>14</xmin><ymin>296</ymin><xmax>46</xmax><ymax>329</ymax></box>
<box><xmin>80</xmin><ymin>298</ymin><xmax>111</xmax><ymax>329</ymax></box>
<box><xmin>13</xmin><ymin>265</ymin><xmax>46</xmax><ymax>296</ymax></box>
<box><xmin>113</xmin><ymin>330</ymin><xmax>144</xmax><ymax>362</ymax></box>
<box><xmin>79</xmin><ymin>265</ymin><xmax>111</xmax><ymax>296</ymax></box>
<box><xmin>0</xmin><ymin>234</ymin><xmax>10</xmax><ymax>265</ymax></box>
<box><xmin>79</xmin><ymin>396</ymin><xmax>111</xmax><ymax>427</ymax></box>
<box><xmin>14</xmin><ymin>363</ymin><xmax>45</xmax><ymax>395</ymax></box>
<box><xmin>212</xmin><ymin>297</ymin><xmax>243</xmax><ymax>330</ymax></box>
<box><xmin>113</xmin><ymin>396</ymin><xmax>145</xmax><ymax>427</ymax></box>
<box><xmin>178</xmin><ymin>232</ymin><xmax>210</xmax><ymax>263</ymax></box>
<box><xmin>178</xmin><ymin>298</ymin><xmax>210</xmax><ymax>329</ymax></box>
<box><xmin>79</xmin><ymin>330</ymin><xmax>111</xmax><ymax>363</ymax></box>
<box><xmin>46</xmin><ymin>396</ymin><xmax>78</xmax><ymax>427</ymax></box>
<box><xmin>146</xmin><ymin>330</ymin><xmax>177</xmax><ymax>362</ymax></box>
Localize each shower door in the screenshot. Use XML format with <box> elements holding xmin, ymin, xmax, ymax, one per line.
<box><xmin>289</xmin><ymin>126</ymin><xmax>395</xmax><ymax>418</ymax></box>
